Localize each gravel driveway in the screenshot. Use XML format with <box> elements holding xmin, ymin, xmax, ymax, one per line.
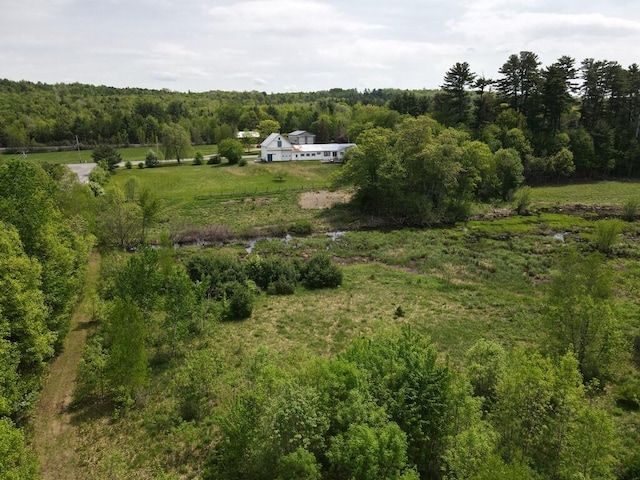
<box><xmin>66</xmin><ymin>163</ymin><xmax>95</xmax><ymax>184</ymax></box>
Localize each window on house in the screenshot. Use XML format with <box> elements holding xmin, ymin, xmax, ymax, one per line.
<box><xmin>324</xmin><ymin>151</ymin><xmax>330</xmax><ymax>156</ymax></box>
<box><xmin>277</xmin><ymin>140</ymin><xmax>282</xmax><ymax>147</ymax></box>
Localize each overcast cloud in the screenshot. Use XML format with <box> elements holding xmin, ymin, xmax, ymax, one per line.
<box><xmin>1</xmin><ymin>0</ymin><xmax>639</xmax><ymax>92</ymax></box>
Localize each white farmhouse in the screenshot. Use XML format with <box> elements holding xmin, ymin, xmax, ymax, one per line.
<box><xmin>260</xmin><ymin>133</ymin><xmax>293</xmax><ymax>162</ymax></box>
<box><xmin>260</xmin><ymin>132</ymin><xmax>356</xmax><ymax>162</ymax></box>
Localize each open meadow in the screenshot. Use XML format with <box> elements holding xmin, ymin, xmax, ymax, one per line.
<box><xmin>69</xmin><ymin>169</ymin><xmax>640</xmax><ymax>478</ymax></box>
<box><xmin>110</xmin><ymin>160</ymin><xmax>345</xmax><ymax>234</ymax></box>
<box><xmin>10</xmin><ymin>149</ymin><xmax>640</xmax><ymax>478</ymax></box>
<box><xmin>1</xmin><ymin>144</ymin><xmax>219</xmax><ymax>165</ymax></box>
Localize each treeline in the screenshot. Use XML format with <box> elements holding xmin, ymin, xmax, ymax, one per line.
<box><xmin>430</xmin><ymin>53</ymin><xmax>640</xmax><ymax>180</ymax></box>
<box><xmin>2</xmin><ymin>51</ymin><xmax>639</xmax><ymax>181</ymax></box>
<box><xmin>0</xmin><ymin>159</ymin><xmax>94</xmax><ymax>476</ymax></box>
<box><xmin>0</xmin><ymin>78</ymin><xmax>415</xmax><ymax>148</ymax></box>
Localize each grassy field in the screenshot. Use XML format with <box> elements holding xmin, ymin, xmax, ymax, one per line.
<box><xmin>105</xmin><ymin>156</ymin><xmax>640</xmax><ymax>238</ymax></box>
<box><xmin>69</xmin><ymin>212</ymin><xmax>640</xmax><ymax>478</ymax></box>
<box><xmin>110</xmin><ymin>161</ymin><xmax>345</xmax><ymax>233</ymax></box>
<box><xmin>2</xmin><ymin>144</ymin><xmax>219</xmax><ymax>164</ymax></box>
<box><xmin>531</xmin><ymin>180</ymin><xmax>640</xmax><ymax>205</ymax></box>
<box><xmin>48</xmin><ymin>162</ymin><xmax>640</xmax><ymax>478</ymax></box>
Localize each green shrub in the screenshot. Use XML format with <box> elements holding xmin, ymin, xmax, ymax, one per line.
<box><xmin>88</xmin><ymin>165</ymin><xmax>109</xmax><ymax>186</ymax></box>
<box><xmin>622</xmin><ymin>197</ymin><xmax>639</xmax><ymax>221</ymax></box>
<box><xmin>514</xmin><ymin>186</ymin><xmax>532</xmax><ymax>215</ymax></box>
<box><xmin>245</xmin><ymin>255</ymin><xmax>299</xmax><ymax>294</ymax></box>
<box><xmin>207</xmin><ymin>155</ymin><xmax>221</xmax><ymax>165</ymax></box>
<box><xmin>238</xmin><ymin>158</ymin><xmax>248</xmax><ymax>167</ymax></box>
<box><xmin>615</xmin><ymin>380</ymin><xmax>640</xmax><ymax>410</ymax></box>
<box><xmin>125</xmin><ymin>160</ymin><xmax>132</xmax><ymax>169</ymax></box>
<box><xmin>184</xmin><ymin>251</ymin><xmax>246</xmax><ymax>299</ymax></box>
<box><xmin>267</xmin><ymin>278</ymin><xmax>296</xmax><ymax>295</ymax></box>
<box><xmin>301</xmin><ymin>253</ymin><xmax>343</xmax><ymax>289</ymax></box>
<box><xmin>289</xmin><ymin>219</ymin><xmax>313</xmax><ymax>235</ymax></box>
<box><xmin>593</xmin><ymin>219</ymin><xmax>624</xmax><ymax>253</ymax></box>
<box><xmin>137</xmin><ymin>162</ymin><xmax>144</xmax><ymax>169</ymax></box>
<box><xmin>145</xmin><ymin>149</ymin><xmax>159</xmax><ymax>168</ymax></box>
<box><xmin>225</xmin><ymin>281</ymin><xmax>254</xmax><ymax>320</ymax></box>
<box><xmin>193</xmin><ymin>151</ymin><xmax>203</xmax><ymax>165</ymax></box>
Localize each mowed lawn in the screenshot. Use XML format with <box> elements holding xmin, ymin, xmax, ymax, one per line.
<box><xmin>112</xmin><ymin>161</ymin><xmax>338</xmax><ymax>200</ymax></box>
<box><xmin>2</xmin><ymin>145</ymin><xmax>219</xmax><ymax>164</ymax></box>
<box><xmin>111</xmin><ymin>161</ymin><xmax>343</xmax><ymax>230</ymax></box>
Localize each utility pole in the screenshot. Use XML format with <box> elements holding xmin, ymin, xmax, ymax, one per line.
<box><xmin>76</xmin><ymin>135</ymin><xmax>82</xmax><ymax>162</ymax></box>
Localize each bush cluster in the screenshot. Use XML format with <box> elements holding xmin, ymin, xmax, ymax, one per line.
<box><xmin>301</xmin><ymin>253</ymin><xmax>343</xmax><ymax>289</ymax></box>
<box><xmin>181</xmin><ymin>251</ymin><xmax>343</xmax><ymax>321</ymax></box>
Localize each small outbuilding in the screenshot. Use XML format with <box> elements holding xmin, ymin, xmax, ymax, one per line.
<box><xmin>288</xmin><ymin>130</ymin><xmax>316</xmax><ymax>145</ymax></box>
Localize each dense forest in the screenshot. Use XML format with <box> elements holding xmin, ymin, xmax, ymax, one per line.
<box><xmin>2</xmin><ymin>51</ymin><xmax>639</xmax><ymax>181</ymax></box>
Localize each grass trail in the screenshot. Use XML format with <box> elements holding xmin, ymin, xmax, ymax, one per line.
<box><xmin>32</xmin><ymin>251</ymin><xmax>100</xmax><ymax>480</ymax></box>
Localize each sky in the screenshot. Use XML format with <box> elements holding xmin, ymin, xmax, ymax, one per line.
<box><xmin>1</xmin><ymin>0</ymin><xmax>639</xmax><ymax>93</ymax></box>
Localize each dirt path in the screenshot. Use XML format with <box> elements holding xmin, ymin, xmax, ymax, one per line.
<box><xmin>32</xmin><ymin>251</ymin><xmax>100</xmax><ymax>480</ymax></box>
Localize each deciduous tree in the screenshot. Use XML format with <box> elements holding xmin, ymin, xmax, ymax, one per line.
<box><xmin>161</xmin><ymin>123</ymin><xmax>191</xmax><ymax>163</ymax></box>
<box><xmin>217</xmin><ymin>138</ymin><xmax>244</xmax><ymax>165</ymax></box>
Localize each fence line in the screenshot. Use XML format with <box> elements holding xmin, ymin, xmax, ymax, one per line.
<box><xmin>193</xmin><ymin>182</ymin><xmax>331</xmax><ymax>200</ymax></box>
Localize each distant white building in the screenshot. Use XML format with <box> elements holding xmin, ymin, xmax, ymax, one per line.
<box><xmin>288</xmin><ymin>130</ymin><xmax>316</xmax><ymax>145</ymax></box>
<box><xmin>237</xmin><ymin>130</ymin><xmax>260</xmax><ymax>139</ymax></box>
<box><xmin>260</xmin><ymin>132</ymin><xmax>355</xmax><ymax>162</ymax></box>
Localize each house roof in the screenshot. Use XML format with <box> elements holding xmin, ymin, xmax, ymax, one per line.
<box><xmin>289</xmin><ymin>130</ymin><xmax>314</xmax><ymax>136</ymax></box>
<box><xmin>293</xmin><ymin>143</ymin><xmax>356</xmax><ymax>152</ymax></box>
<box><xmin>261</xmin><ymin>132</ymin><xmax>280</xmax><ymax>145</ymax></box>
<box><xmin>261</xmin><ymin>132</ymin><xmax>292</xmax><ymax>148</ymax></box>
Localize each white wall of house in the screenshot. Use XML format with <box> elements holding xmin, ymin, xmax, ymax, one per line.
<box><xmin>261</xmin><ymin>133</ymin><xmax>293</xmax><ymax>162</ymax></box>
<box><xmin>261</xmin><ymin>133</ymin><xmax>355</xmax><ymax>162</ymax></box>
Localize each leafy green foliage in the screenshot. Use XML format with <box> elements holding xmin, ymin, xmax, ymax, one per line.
<box><xmin>184</xmin><ymin>251</ymin><xmax>246</xmax><ymax>299</ymax></box>
<box><xmin>513</xmin><ymin>186</ymin><xmax>532</xmax><ymax>215</ymax></box>
<box><xmin>0</xmin><ymin>160</ymin><xmax>91</xmax><ymax>417</ymax></box>
<box><xmin>92</xmin><ymin>145</ymin><xmax>122</xmax><ymax>172</ymax></box>
<box><xmin>622</xmin><ymin>197</ymin><xmax>639</xmax><ymax>221</ymax></box>
<box><xmin>490</xmin><ymin>349</ymin><xmax>617</xmax><ymax>479</ymax></box>
<box><xmin>543</xmin><ymin>249</ymin><xmax>623</xmax><ymax>383</ymax></box>
<box><xmin>162</xmin><ymin>123</ymin><xmax>191</xmax><ymax>163</ymax></box>
<box><xmin>0</xmin><ymin>418</ymin><xmax>39</xmax><ymax>479</ymax></box>
<box><xmin>145</xmin><ymin>149</ymin><xmax>159</xmax><ymax>168</ymax></box>
<box><xmin>465</xmin><ymin>339</ymin><xmax>506</xmax><ymax>406</ymax></box>
<box><xmin>593</xmin><ymin>219</ymin><xmax>624</xmax><ymax>253</ymax></box>
<box><xmin>105</xmin><ymin>299</ymin><xmax>148</xmax><ymax>406</ymax></box>
<box><xmin>95</xmin><ymin>187</ymin><xmax>142</xmax><ymax>250</ymax></box>
<box><xmin>218</xmin><ymin>138</ymin><xmax>244</xmax><ymax>165</ymax></box>
<box><xmin>225</xmin><ymin>281</ymin><xmax>254</xmax><ymax>320</ymax></box>
<box><xmin>245</xmin><ymin>255</ymin><xmax>299</xmax><ymax>295</ymax></box>
<box><xmin>193</xmin><ymin>151</ymin><xmax>204</xmax><ymax>165</ymax></box>
<box><xmin>343</xmin><ymin>327</ymin><xmax>452</xmax><ymax>478</ymax></box>
<box><xmin>301</xmin><ymin>254</ymin><xmax>342</xmax><ymax>289</ymax></box>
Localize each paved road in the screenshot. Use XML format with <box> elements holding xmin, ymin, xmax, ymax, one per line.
<box><xmin>66</xmin><ymin>162</ymin><xmax>94</xmax><ymax>184</ymax></box>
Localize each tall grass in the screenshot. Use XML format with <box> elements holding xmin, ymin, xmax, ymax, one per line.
<box><xmin>593</xmin><ymin>219</ymin><xmax>624</xmax><ymax>253</ymax></box>
<box><xmin>622</xmin><ymin>198</ymin><xmax>639</xmax><ymax>221</ymax></box>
